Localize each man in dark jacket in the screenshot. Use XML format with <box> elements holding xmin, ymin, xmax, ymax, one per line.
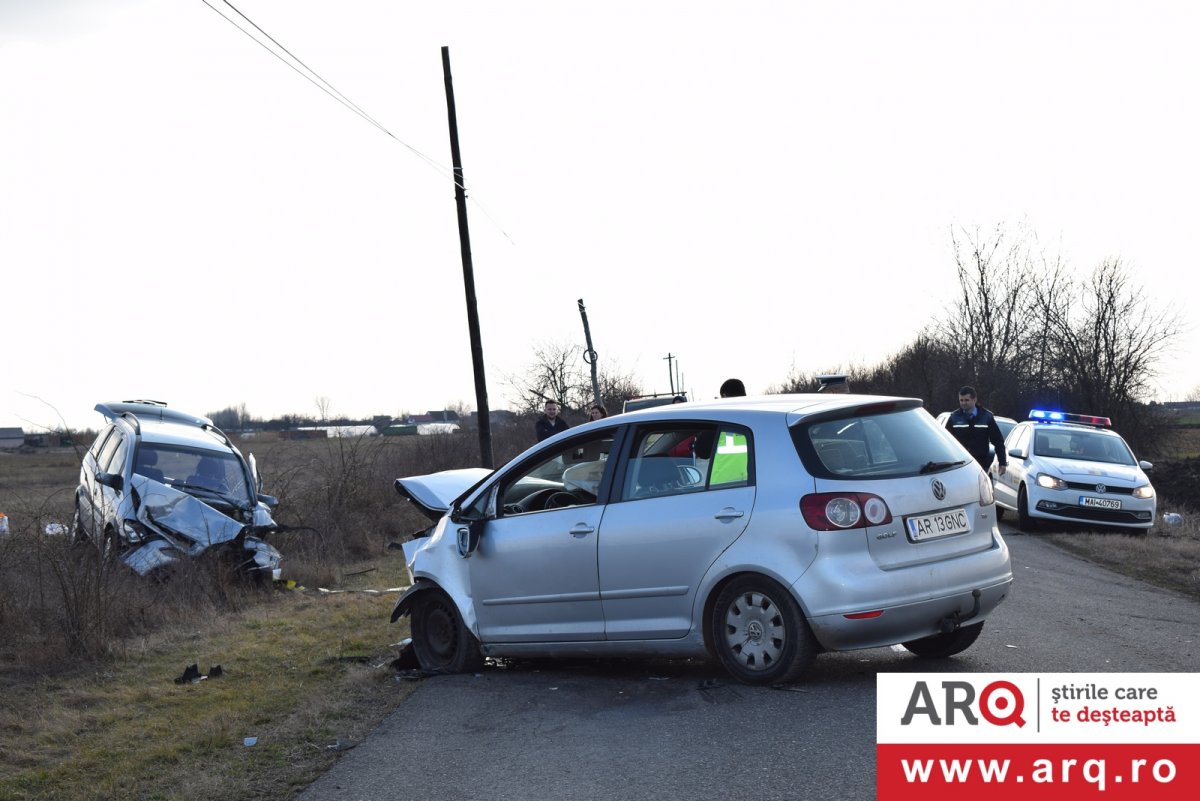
<box><xmin>535</xmin><ymin>400</ymin><xmax>569</xmax><ymax>442</ymax></box>
<box><xmin>944</xmin><ymin>385</ymin><xmax>1008</xmax><ymax>474</ymax></box>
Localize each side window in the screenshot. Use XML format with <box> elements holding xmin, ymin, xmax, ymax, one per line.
<box><xmin>709</xmin><ymin>427</ymin><xmax>751</xmax><ymax>489</ymax></box>
<box><xmin>620</xmin><ymin>425</ymin><xmax>732</xmax><ymax>500</ymax></box>
<box><xmin>106</xmin><ymin>436</ymin><xmax>130</xmax><ymax>477</ymax></box>
<box><xmin>499</xmin><ymin>431</ymin><xmax>614</xmax><ymax>515</ymax></box>
<box><xmin>1011</xmin><ymin>424</ymin><xmax>1031</xmax><ymax>454</ymax></box>
<box><xmin>96</xmin><ymin>430</ymin><xmax>124</xmax><ymax>473</ymax></box>
<box><xmin>89</xmin><ymin>425</ymin><xmax>114</xmax><ymax>460</ymax></box>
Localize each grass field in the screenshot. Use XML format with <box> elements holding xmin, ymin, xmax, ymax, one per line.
<box><xmin>1</xmin><ymin>424</ymin><xmax>1197</xmax><ymax>800</ymax></box>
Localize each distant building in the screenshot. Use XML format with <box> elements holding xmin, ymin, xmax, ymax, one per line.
<box><xmin>0</xmin><ymin>427</ymin><xmax>24</xmax><ymax>450</ymax></box>
<box><xmin>408</xmin><ymin>410</ymin><xmax>462</xmax><ymax>424</ymax></box>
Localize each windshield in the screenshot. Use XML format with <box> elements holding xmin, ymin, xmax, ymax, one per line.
<box><xmin>1033</xmin><ymin>430</ymin><xmax>1136</xmax><ymax>466</ymax></box>
<box><xmin>135</xmin><ymin>445</ymin><xmax>254</xmax><ymax>506</ymax></box>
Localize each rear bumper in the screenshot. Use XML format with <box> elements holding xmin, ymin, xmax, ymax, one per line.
<box><xmin>807</xmin><ymin>577</ymin><xmax>1012</xmax><ymax>650</ymax></box>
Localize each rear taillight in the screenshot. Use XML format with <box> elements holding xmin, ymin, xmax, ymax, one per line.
<box><xmin>978</xmin><ymin>470</ymin><xmax>994</xmax><ymax>506</ymax></box>
<box><xmin>800</xmin><ymin>493</ymin><xmax>893</xmax><ymax>530</ymax></box>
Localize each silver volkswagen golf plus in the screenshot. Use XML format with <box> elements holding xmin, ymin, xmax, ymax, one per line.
<box><xmin>392</xmin><ymin>394</ymin><xmax>1013</xmax><ymax>685</ymax></box>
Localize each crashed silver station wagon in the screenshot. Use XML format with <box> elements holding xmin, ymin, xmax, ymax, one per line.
<box><xmin>392</xmin><ymin>394</ymin><xmax>1013</xmax><ymax>685</ymax></box>
<box><xmin>73</xmin><ymin>400</ymin><xmax>283</xmax><ymax>580</ymax></box>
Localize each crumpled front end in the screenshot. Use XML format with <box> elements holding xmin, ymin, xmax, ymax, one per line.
<box><xmin>392</xmin><ymin>515</ymin><xmax>476</xmax><ymax>634</ymax></box>
<box><xmin>123</xmin><ymin>476</ymin><xmax>281</xmax><ymax>579</ymax></box>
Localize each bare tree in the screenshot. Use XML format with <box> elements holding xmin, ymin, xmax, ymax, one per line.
<box><xmin>504</xmin><ymin>341</ymin><xmax>588</xmax><ymax>414</ymax></box>
<box><xmin>939</xmin><ymin>224</ymin><xmax>1040</xmax><ymax>411</ymax></box>
<box><xmin>506</xmin><ymin>343</ymin><xmax>645</xmax><ymax>416</ymax></box>
<box><xmin>1043</xmin><ymin>258</ymin><xmax>1180</xmax><ymax>439</ymax></box>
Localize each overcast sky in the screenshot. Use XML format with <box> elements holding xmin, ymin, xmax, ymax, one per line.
<box><xmin>3</xmin><ymin>0</ymin><xmax>1198</xmax><ymax>433</ymax></box>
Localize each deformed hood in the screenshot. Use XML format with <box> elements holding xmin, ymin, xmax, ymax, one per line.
<box><xmin>133</xmin><ymin>475</ymin><xmax>246</xmax><ymax>546</ymax></box>
<box><xmin>394</xmin><ymin>468</ymin><xmax>492</xmax><ymax>522</ymax></box>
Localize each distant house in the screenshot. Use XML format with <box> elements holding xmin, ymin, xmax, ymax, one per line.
<box><xmin>409</xmin><ymin>410</ymin><xmax>462</xmax><ymax>424</ymax></box>
<box><xmin>0</xmin><ymin>427</ymin><xmax>25</xmax><ymax>450</ymax></box>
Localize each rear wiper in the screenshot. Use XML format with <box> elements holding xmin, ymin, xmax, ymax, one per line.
<box><xmin>920</xmin><ymin>460</ymin><xmax>967</xmax><ymax>474</ymax></box>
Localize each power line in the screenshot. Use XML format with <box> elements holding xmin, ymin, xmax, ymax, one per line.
<box><xmin>199</xmin><ymin>0</ymin><xmax>449</xmax><ymax>178</ymax></box>
<box><xmin>197</xmin><ymin>0</ymin><xmax>514</xmax><ymax>243</ymax></box>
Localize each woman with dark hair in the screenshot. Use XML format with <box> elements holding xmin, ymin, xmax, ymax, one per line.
<box><xmin>588</xmin><ymin>404</ymin><xmax>608</xmax><ymax>421</ymax></box>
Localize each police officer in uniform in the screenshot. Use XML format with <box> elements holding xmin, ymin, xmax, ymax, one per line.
<box><xmin>944</xmin><ymin>385</ymin><xmax>1008</xmax><ymax>474</ymax></box>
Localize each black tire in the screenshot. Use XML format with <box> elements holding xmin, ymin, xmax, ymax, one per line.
<box><xmin>710</xmin><ymin>575</ymin><xmax>817</xmax><ymax>686</ymax></box>
<box><xmin>902</xmin><ymin>621</ymin><xmax>985</xmax><ymax>658</ymax></box>
<box><xmin>410</xmin><ymin>589</ymin><xmax>484</xmax><ymax>674</ymax></box>
<box><xmin>1017</xmin><ymin>485</ymin><xmax>1037</xmax><ymax>533</ymax></box>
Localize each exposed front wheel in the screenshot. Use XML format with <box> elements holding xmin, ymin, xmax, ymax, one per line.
<box><xmin>902</xmin><ymin>621</ymin><xmax>984</xmax><ymax>658</ymax></box>
<box><xmin>1017</xmin><ymin>485</ymin><xmax>1038</xmax><ymax>533</ymax></box>
<box><xmin>410</xmin><ymin>589</ymin><xmax>484</xmax><ymax>674</ymax></box>
<box><xmin>711</xmin><ymin>575</ymin><xmax>817</xmax><ymax>686</ymax></box>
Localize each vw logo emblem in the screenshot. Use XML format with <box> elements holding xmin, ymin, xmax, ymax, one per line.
<box><xmin>931</xmin><ymin>479</ymin><xmax>946</xmax><ymax>501</ymax></box>
<box><xmin>1095</xmin><ymin>483</ymin><xmax>1106</xmax><ymax>493</ymax></box>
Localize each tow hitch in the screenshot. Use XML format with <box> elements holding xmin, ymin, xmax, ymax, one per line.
<box><xmin>938</xmin><ymin>589</ymin><xmax>982</xmax><ymax>633</ymax></box>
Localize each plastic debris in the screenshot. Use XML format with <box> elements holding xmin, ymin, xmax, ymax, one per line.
<box><xmin>0</xmin><ymin>513</ymin><xmax>8</xmax><ymax>534</ymax></box>
<box><xmin>243</xmin><ymin>737</ymin><xmax>257</xmax><ymax>747</ymax></box>
<box><xmin>1163</xmin><ymin>512</ymin><xmax>1184</xmax><ymax>525</ymax></box>
<box><xmin>44</xmin><ymin>522</ymin><xmax>67</xmax><ymax>536</ymax></box>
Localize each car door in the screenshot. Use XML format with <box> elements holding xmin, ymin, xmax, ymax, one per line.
<box><xmin>597</xmin><ymin>423</ymin><xmax>754</xmax><ymax>640</ymax></box>
<box><xmin>78</xmin><ymin>425</ymin><xmax>115</xmax><ymax>536</ymax></box>
<box><xmin>467</xmin><ymin>428</ymin><xmax>618</xmax><ymax>643</ymax></box>
<box><xmin>93</xmin><ymin>430</ymin><xmax>130</xmax><ymax>536</ymax></box>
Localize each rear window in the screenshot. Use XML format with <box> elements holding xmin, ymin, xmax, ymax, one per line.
<box><xmin>792</xmin><ymin>407</ymin><xmax>967</xmax><ymax>479</ymax></box>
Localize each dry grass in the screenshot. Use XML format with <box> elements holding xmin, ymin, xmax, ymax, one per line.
<box><xmin>0</xmin><ymin>425</ymin><xmax>536</xmax><ymax>801</ymax></box>
<box><xmin>0</xmin><ymin>565</ymin><xmax>418</xmax><ymax>801</ymax></box>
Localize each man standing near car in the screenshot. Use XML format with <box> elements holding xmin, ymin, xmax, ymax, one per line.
<box><xmin>535</xmin><ymin>399</ymin><xmax>570</xmax><ymax>442</ymax></box>
<box><xmin>945</xmin><ymin>385</ymin><xmax>1008</xmax><ymax>475</ymax></box>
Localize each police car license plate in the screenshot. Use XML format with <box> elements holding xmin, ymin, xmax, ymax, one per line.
<box><xmin>905</xmin><ymin>508</ymin><xmax>970</xmax><ymax>541</ymax></box>
<box><xmin>1080</xmin><ymin>496</ymin><xmax>1121</xmax><ymax>509</ymax></box>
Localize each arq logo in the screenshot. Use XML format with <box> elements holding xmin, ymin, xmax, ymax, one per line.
<box><xmin>900</xmin><ymin>680</ymin><xmax>1025</xmax><ymax>727</ymax></box>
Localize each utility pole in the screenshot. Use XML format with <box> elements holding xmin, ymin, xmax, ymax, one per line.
<box><xmin>578</xmin><ymin>299</ymin><xmax>602</xmax><ymax>408</ymax></box>
<box><xmin>442</xmin><ymin>46</ymin><xmax>492</xmax><ymax>468</ymax></box>
<box><xmin>664</xmin><ymin>353</ymin><xmax>676</xmax><ymax>395</ymax></box>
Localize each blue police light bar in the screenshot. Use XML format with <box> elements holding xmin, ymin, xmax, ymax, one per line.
<box><xmin>1029</xmin><ymin>409</ymin><xmax>1111</xmax><ymax>427</ymax></box>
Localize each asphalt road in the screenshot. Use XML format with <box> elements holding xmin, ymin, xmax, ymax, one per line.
<box><xmin>298</xmin><ymin>526</ymin><xmax>1199</xmax><ymax>801</ymax></box>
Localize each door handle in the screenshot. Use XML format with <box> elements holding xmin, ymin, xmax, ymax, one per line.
<box><xmin>569</xmin><ymin>524</ymin><xmax>595</xmax><ymax>538</ymax></box>
<box><xmin>715</xmin><ymin>507</ymin><xmax>745</xmax><ymax>521</ymax></box>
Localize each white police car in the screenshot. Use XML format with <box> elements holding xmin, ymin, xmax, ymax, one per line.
<box><xmin>992</xmin><ymin>410</ymin><xmax>1156</xmax><ymax>533</ymax></box>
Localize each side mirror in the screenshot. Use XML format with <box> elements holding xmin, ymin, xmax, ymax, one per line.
<box><xmin>258</xmin><ymin>493</ymin><xmax>279</xmax><ymax>509</ymax></box>
<box><xmin>97</xmin><ymin>472</ymin><xmax>124</xmax><ymax>492</ymax></box>
<box><xmin>1139</xmin><ymin>460</ymin><xmax>1153</xmax><ymax>471</ymax></box>
<box><xmin>1007</xmin><ymin>446</ymin><xmax>1027</xmax><ymax>460</ymax></box>
<box><xmin>456</xmin><ymin>520</ymin><xmax>484</xmax><ymax>557</ymax></box>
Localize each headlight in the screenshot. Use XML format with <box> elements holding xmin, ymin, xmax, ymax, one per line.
<box><xmin>121</xmin><ymin>518</ymin><xmax>153</xmax><ymax>543</ymax></box>
<box><xmin>1132</xmin><ymin>485</ymin><xmax>1155</xmax><ymax>499</ymax></box>
<box><xmin>1036</xmin><ymin>473</ymin><xmax>1067</xmax><ymax>490</ymax></box>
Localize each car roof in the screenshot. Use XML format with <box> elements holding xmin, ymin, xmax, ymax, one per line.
<box><xmin>97</xmin><ymin>401</ymin><xmax>233</xmax><ymax>453</ymax></box>
<box><xmin>136</xmin><ymin>419</ymin><xmax>235</xmax><ymax>451</ymax></box>
<box><xmin>616</xmin><ymin>393</ymin><xmax>919</xmax><ymax>421</ymax></box>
